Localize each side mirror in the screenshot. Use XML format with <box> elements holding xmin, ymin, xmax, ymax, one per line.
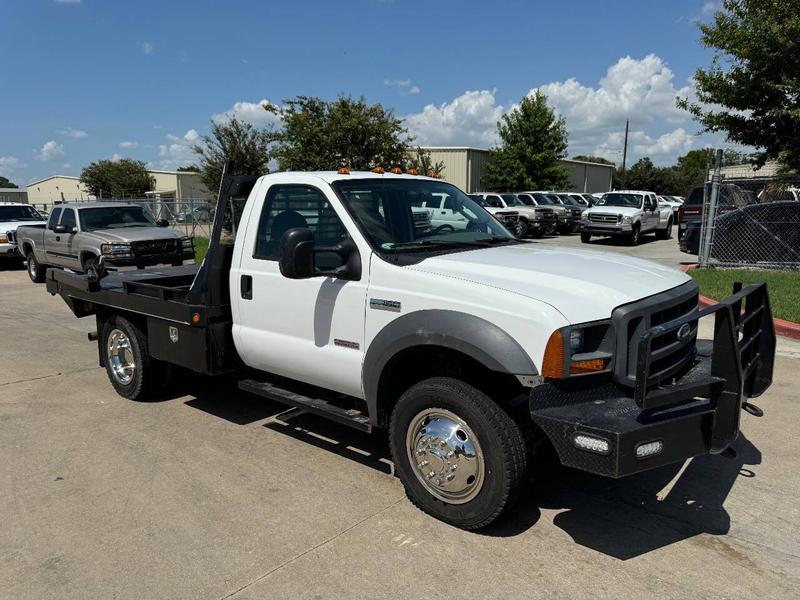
<box><xmin>70</xmin><ymin>226</ymin><xmax>78</xmax><ymax>235</ymax></box>
<box><xmin>156</xmin><ymin>219</ymin><xmax>169</xmax><ymax>227</ymax></box>
<box><xmin>278</xmin><ymin>227</ymin><xmax>361</xmax><ymax>281</ymax></box>
<box><xmin>53</xmin><ymin>224</ymin><xmax>67</xmax><ymax>234</ymax></box>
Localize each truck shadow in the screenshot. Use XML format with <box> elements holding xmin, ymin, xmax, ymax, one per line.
<box><xmin>486</xmin><ymin>434</ymin><xmax>761</xmax><ymax>560</ymax></box>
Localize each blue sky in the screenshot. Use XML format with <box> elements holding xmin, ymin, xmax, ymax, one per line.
<box><xmin>1</xmin><ymin>0</ymin><xmax>727</xmax><ymax>185</ymax></box>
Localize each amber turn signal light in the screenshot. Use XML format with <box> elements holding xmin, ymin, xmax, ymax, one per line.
<box><xmin>541</xmin><ymin>330</ymin><xmax>565</xmax><ymax>378</ymax></box>
<box><xmin>569</xmin><ymin>358</ymin><xmax>607</xmax><ymax>374</ymax></box>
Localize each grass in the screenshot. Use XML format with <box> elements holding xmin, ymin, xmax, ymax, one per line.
<box><xmin>689</xmin><ymin>268</ymin><xmax>800</xmax><ymax>323</ymax></box>
<box><xmin>193</xmin><ymin>236</ymin><xmax>210</xmax><ymax>263</ymax></box>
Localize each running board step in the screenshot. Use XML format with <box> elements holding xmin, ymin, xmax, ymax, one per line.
<box><xmin>238</xmin><ymin>379</ymin><xmax>372</xmax><ymax>433</ymax></box>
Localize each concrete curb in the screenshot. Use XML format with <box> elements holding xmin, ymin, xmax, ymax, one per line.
<box><xmin>679</xmin><ymin>264</ymin><xmax>800</xmax><ymax>340</ymax></box>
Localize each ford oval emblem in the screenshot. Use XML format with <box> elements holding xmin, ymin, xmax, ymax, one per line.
<box><xmin>676</xmin><ymin>323</ymin><xmax>692</xmax><ymax>341</ymax></box>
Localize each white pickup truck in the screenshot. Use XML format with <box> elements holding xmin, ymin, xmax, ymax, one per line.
<box><xmin>47</xmin><ymin>168</ymin><xmax>775</xmax><ymax>530</ymax></box>
<box><xmin>0</xmin><ymin>202</ymin><xmax>47</xmax><ymax>266</ymax></box>
<box><xmin>581</xmin><ymin>190</ymin><xmax>674</xmax><ymax>245</ymax></box>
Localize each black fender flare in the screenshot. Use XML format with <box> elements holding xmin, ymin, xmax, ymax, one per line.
<box><xmin>363</xmin><ymin>310</ymin><xmax>537</xmax><ymax>424</ymax></box>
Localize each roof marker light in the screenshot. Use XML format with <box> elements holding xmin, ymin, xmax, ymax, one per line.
<box><xmin>406</xmin><ymin>169</ymin><xmax>419</xmax><ymax>175</ymax></box>
<box><xmin>372</xmin><ymin>166</ymin><xmax>385</xmax><ymax>174</ymax></box>
<box><xmin>390</xmin><ymin>167</ymin><xmax>403</xmax><ymax>174</ymax></box>
<box><xmin>338</xmin><ymin>167</ymin><xmax>350</xmax><ymax>174</ymax></box>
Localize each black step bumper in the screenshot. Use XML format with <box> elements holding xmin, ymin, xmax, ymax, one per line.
<box><xmin>530</xmin><ymin>283</ymin><xmax>775</xmax><ymax>478</ymax></box>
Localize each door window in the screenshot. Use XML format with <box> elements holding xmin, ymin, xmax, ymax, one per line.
<box><xmin>47</xmin><ymin>208</ymin><xmax>62</xmax><ymax>230</ymax></box>
<box><xmin>253</xmin><ymin>185</ymin><xmax>348</xmax><ymax>268</ymax></box>
<box><xmin>60</xmin><ymin>209</ymin><xmax>76</xmax><ymax>230</ymax></box>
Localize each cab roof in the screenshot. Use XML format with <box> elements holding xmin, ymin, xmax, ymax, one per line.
<box><xmin>257</xmin><ymin>171</ymin><xmax>438</xmax><ymax>185</ymax></box>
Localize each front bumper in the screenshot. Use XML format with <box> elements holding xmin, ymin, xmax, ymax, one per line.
<box><xmin>581</xmin><ymin>222</ymin><xmax>632</xmax><ymax>236</ymax></box>
<box><xmin>105</xmin><ymin>249</ymin><xmax>194</xmax><ymax>268</ymax></box>
<box><xmin>0</xmin><ymin>242</ymin><xmax>20</xmax><ymax>257</ymax></box>
<box><xmin>530</xmin><ymin>283</ymin><xmax>775</xmax><ymax>478</ymax></box>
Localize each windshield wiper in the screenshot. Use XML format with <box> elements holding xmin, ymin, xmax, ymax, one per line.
<box><xmin>386</xmin><ymin>237</ymin><xmax>515</xmax><ymax>251</ymax></box>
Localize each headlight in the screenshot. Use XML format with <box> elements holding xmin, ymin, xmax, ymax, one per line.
<box><xmin>0</xmin><ymin>233</ymin><xmax>7</xmax><ymax>243</ymax></box>
<box><xmin>181</xmin><ymin>237</ymin><xmax>194</xmax><ymax>249</ymax></box>
<box><xmin>621</xmin><ymin>215</ymin><xmax>633</xmax><ymax>224</ymax></box>
<box><xmin>101</xmin><ymin>243</ymin><xmax>133</xmax><ymax>257</ymax></box>
<box><xmin>541</xmin><ymin>321</ymin><xmax>614</xmax><ymax>378</ymax></box>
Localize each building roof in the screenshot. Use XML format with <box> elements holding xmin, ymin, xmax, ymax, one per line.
<box><xmin>26</xmin><ymin>175</ymin><xmax>82</xmax><ymax>187</ymax></box>
<box><xmin>0</xmin><ymin>187</ymin><xmax>27</xmax><ymax>193</ymax></box>
<box><xmin>148</xmin><ymin>169</ymin><xmax>202</xmax><ymax>175</ymax></box>
<box><xmin>418</xmin><ymin>146</ymin><xmax>615</xmax><ymax>169</ymax></box>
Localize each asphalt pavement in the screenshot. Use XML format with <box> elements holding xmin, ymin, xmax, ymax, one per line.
<box><xmin>1</xmin><ymin>236</ymin><xmax>799</xmax><ymax>600</ymax></box>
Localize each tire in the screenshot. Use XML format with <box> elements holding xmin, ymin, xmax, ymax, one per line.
<box><xmin>81</xmin><ymin>255</ymin><xmax>98</xmax><ymax>274</ymax></box>
<box><xmin>514</xmin><ymin>219</ymin><xmax>529</xmax><ymax>238</ymax></box>
<box><xmin>628</xmin><ymin>224</ymin><xmax>641</xmax><ymax>246</ymax></box>
<box><xmin>101</xmin><ymin>315</ymin><xmax>171</xmax><ymax>401</ymax></box>
<box><xmin>26</xmin><ymin>252</ymin><xmax>46</xmax><ymax>284</ymax></box>
<box><xmin>389</xmin><ymin>377</ymin><xmax>527</xmax><ymax>530</ymax></box>
<box><xmin>656</xmin><ymin>218</ymin><xmax>673</xmax><ymax>240</ymax></box>
<box><xmin>580</xmin><ymin>232</ymin><xmax>591</xmax><ymax>243</ymax></box>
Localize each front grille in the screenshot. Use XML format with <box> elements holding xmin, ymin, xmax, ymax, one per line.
<box><xmin>132</xmin><ymin>239</ymin><xmax>179</xmax><ymax>256</ymax></box>
<box><xmin>611</xmin><ymin>282</ymin><xmax>699</xmax><ymax>388</ymax></box>
<box><xmin>589</xmin><ymin>213</ymin><xmax>619</xmax><ymax>223</ymax></box>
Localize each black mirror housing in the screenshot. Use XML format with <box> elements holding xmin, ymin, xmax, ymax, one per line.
<box><xmin>53</xmin><ymin>224</ymin><xmax>67</xmax><ymax>234</ymax></box>
<box><xmin>279</xmin><ymin>227</ymin><xmax>315</xmax><ymax>279</ymax></box>
<box><xmin>156</xmin><ymin>219</ymin><xmax>170</xmax><ymax>227</ymax></box>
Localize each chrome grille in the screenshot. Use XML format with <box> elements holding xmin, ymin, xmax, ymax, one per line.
<box><xmin>132</xmin><ymin>239</ymin><xmax>179</xmax><ymax>256</ymax></box>
<box><xmin>589</xmin><ymin>213</ymin><xmax>619</xmax><ymax>223</ymax></box>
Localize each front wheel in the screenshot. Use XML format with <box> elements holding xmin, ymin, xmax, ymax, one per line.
<box><xmin>580</xmin><ymin>232</ymin><xmax>591</xmax><ymax>243</ymax></box>
<box><xmin>628</xmin><ymin>224</ymin><xmax>641</xmax><ymax>246</ymax></box>
<box><xmin>390</xmin><ymin>377</ymin><xmax>527</xmax><ymax>530</ymax></box>
<box><xmin>514</xmin><ymin>219</ymin><xmax>529</xmax><ymax>238</ymax></box>
<box><xmin>656</xmin><ymin>218</ymin><xmax>673</xmax><ymax>240</ymax></box>
<box><xmin>26</xmin><ymin>252</ymin><xmax>46</xmax><ymax>283</ymax></box>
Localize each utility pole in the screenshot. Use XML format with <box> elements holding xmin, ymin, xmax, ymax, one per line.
<box><xmin>621</xmin><ymin>119</ymin><xmax>629</xmax><ymax>173</ymax></box>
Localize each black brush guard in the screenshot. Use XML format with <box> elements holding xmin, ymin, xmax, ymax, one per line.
<box><xmin>530</xmin><ymin>283</ymin><xmax>776</xmax><ymax>478</ymax></box>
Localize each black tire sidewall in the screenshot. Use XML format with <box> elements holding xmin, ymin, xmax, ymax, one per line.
<box><xmin>27</xmin><ymin>252</ymin><xmax>45</xmax><ymax>283</ymax></box>
<box><xmin>390</xmin><ymin>378</ymin><xmax>521</xmax><ymax>529</ymax></box>
<box><xmin>101</xmin><ymin>316</ymin><xmax>149</xmax><ymax>400</ymax></box>
<box><xmin>515</xmin><ymin>219</ymin><xmax>528</xmax><ymax>238</ymax></box>
<box><xmin>581</xmin><ymin>232</ymin><xmax>591</xmax><ymax>243</ymax></box>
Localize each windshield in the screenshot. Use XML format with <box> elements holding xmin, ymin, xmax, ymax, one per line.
<box><xmin>501</xmin><ymin>194</ymin><xmax>523</xmax><ymax>206</ymax></box>
<box><xmin>516</xmin><ymin>195</ymin><xmax>534</xmax><ymax>206</ymax></box>
<box><xmin>79</xmin><ymin>206</ymin><xmax>157</xmax><ymax>231</ymax></box>
<box><xmin>0</xmin><ymin>205</ymin><xmax>45</xmax><ymax>222</ymax></box>
<box><xmin>333</xmin><ymin>179</ymin><xmax>514</xmax><ymax>254</ymax></box>
<box><xmin>558</xmin><ymin>195</ymin><xmax>579</xmax><ymax>206</ymax></box>
<box><xmin>532</xmin><ymin>193</ymin><xmax>554</xmax><ymax>205</ymax></box>
<box><xmin>598</xmin><ymin>193</ymin><xmax>643</xmax><ymax>208</ymax></box>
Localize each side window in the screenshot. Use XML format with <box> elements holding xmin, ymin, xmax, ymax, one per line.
<box><xmin>441</xmin><ymin>195</ymin><xmax>454</xmax><ymax>211</ymax></box>
<box><xmin>253</xmin><ymin>185</ymin><xmax>347</xmax><ymax>263</ymax></box>
<box><xmin>488</xmin><ymin>195</ymin><xmax>502</xmax><ymax>208</ymax></box>
<box><xmin>61</xmin><ymin>209</ymin><xmax>77</xmax><ymax>230</ymax></box>
<box><xmin>47</xmin><ymin>208</ymin><xmax>62</xmax><ymax>230</ymax></box>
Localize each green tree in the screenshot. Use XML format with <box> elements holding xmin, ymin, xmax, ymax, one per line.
<box><xmin>80</xmin><ymin>158</ymin><xmax>154</xmax><ymax>198</ymax></box>
<box><xmin>406</xmin><ymin>147</ymin><xmax>446</xmax><ymax>177</ymax></box>
<box><xmin>623</xmin><ymin>157</ymin><xmax>678</xmax><ymax>194</ymax></box>
<box><xmin>267</xmin><ymin>96</ymin><xmax>412</xmax><ymax>171</ymax></box>
<box><xmin>192</xmin><ymin>116</ymin><xmax>273</xmax><ymax>193</ymax></box>
<box><xmin>572</xmin><ymin>155</ymin><xmax>615</xmax><ymax>166</ymax></box>
<box><xmin>0</xmin><ymin>176</ymin><xmax>18</xmax><ymax>188</ymax></box>
<box><xmin>176</xmin><ymin>165</ymin><xmax>201</xmax><ymax>172</ymax></box>
<box><xmin>678</xmin><ymin>0</ymin><xmax>800</xmax><ymax>171</ymax></box>
<box><xmin>672</xmin><ymin>148</ymin><xmax>715</xmax><ymax>193</ymax></box>
<box><xmin>482</xmin><ymin>91</ymin><xmax>571</xmax><ymax>191</ymax></box>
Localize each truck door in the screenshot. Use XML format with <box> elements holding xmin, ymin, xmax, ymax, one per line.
<box><xmin>44</xmin><ymin>207</ymin><xmax>72</xmax><ymax>266</ymax></box>
<box><xmin>57</xmin><ymin>208</ymin><xmax>81</xmax><ymax>270</ymax></box>
<box><xmin>232</xmin><ymin>183</ymin><xmax>368</xmax><ymax>398</ymax></box>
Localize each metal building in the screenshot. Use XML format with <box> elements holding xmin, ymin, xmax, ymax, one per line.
<box><xmin>417</xmin><ymin>147</ymin><xmax>614</xmax><ymax>193</ymax></box>
<box><xmin>0</xmin><ymin>187</ymin><xmax>29</xmax><ymax>203</ymax></box>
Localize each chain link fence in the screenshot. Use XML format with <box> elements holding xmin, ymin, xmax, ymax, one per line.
<box><xmin>697</xmin><ymin>151</ymin><xmax>800</xmax><ymax>270</ymax></box>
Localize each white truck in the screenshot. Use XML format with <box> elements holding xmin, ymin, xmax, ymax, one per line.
<box><xmin>0</xmin><ymin>203</ymin><xmax>47</xmax><ymax>266</ymax></box>
<box><xmin>581</xmin><ymin>190</ymin><xmax>674</xmax><ymax>245</ymax></box>
<box><xmin>46</xmin><ymin>167</ymin><xmax>776</xmax><ymax>530</ymax></box>
<box><xmin>470</xmin><ymin>193</ymin><xmax>558</xmax><ymax>237</ymax></box>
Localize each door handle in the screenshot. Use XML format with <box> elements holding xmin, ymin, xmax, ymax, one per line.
<box><xmin>55</xmin><ymin>236</ymin><xmax>61</xmax><ymax>241</ymax></box>
<box><xmin>241</xmin><ymin>274</ymin><xmax>253</xmax><ymax>300</ymax></box>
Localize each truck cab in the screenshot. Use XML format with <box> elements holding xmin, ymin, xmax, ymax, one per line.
<box><xmin>46</xmin><ymin>169</ymin><xmax>776</xmax><ymax>531</ymax></box>
<box><xmin>0</xmin><ymin>203</ymin><xmax>46</xmax><ymax>265</ymax></box>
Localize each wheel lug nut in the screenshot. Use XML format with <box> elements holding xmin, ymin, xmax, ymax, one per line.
<box><xmin>427</xmin><ymin>471</ymin><xmax>435</xmax><ymax>479</ymax></box>
<box><xmin>447</xmin><ymin>451</ymin><xmax>455</xmax><ymax>458</ymax></box>
<box><xmin>417</xmin><ymin>460</ymin><xmax>429</xmax><ymax>468</ymax></box>
<box><xmin>440</xmin><ymin>439</ymin><xmax>447</xmax><ymax>447</ymax></box>
<box><xmin>449</xmin><ymin>464</ymin><xmax>458</xmax><ymax>471</ymax></box>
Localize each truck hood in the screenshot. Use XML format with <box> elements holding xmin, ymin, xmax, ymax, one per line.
<box><xmin>586</xmin><ymin>206</ymin><xmax>640</xmax><ymax>217</ymax></box>
<box><xmin>88</xmin><ymin>227</ymin><xmax>184</xmax><ymax>242</ymax></box>
<box><xmin>409</xmin><ymin>243</ymin><xmax>691</xmax><ymax>323</ymax></box>
<box><xmin>0</xmin><ymin>219</ymin><xmax>45</xmax><ymax>232</ymax></box>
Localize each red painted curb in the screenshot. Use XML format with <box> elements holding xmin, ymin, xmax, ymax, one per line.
<box><xmin>679</xmin><ymin>264</ymin><xmax>800</xmax><ymax>340</ymax></box>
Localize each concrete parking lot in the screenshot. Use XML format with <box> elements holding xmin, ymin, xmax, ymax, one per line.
<box><xmin>2</xmin><ymin>236</ymin><xmax>799</xmax><ymax>600</ymax></box>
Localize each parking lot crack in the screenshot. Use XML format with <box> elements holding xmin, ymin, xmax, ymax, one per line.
<box><xmin>219</xmin><ymin>496</ymin><xmax>405</xmax><ymax>599</ymax></box>
<box><xmin>0</xmin><ymin>366</ymin><xmax>97</xmax><ymax>388</ymax></box>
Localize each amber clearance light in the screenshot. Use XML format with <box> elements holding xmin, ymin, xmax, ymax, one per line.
<box><xmin>541</xmin><ymin>330</ymin><xmax>565</xmax><ymax>378</ymax></box>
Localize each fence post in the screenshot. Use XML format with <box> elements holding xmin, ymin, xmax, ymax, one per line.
<box><xmin>699</xmin><ymin>149</ymin><xmax>723</xmax><ymax>266</ymax></box>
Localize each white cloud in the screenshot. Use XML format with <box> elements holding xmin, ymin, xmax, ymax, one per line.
<box><xmin>701</xmin><ymin>1</ymin><xmax>719</xmax><ymax>16</ymax></box>
<box><xmin>111</xmin><ymin>153</ymin><xmax>123</xmax><ymax>161</ymax></box>
<box><xmin>212</xmin><ymin>99</ymin><xmax>282</xmax><ymax>127</ymax></box>
<box><xmin>403</xmin><ymin>90</ymin><xmax>504</xmax><ymax>147</ymax></box>
<box><xmin>0</xmin><ymin>156</ymin><xmax>19</xmax><ymax>177</ymax></box>
<box><xmin>34</xmin><ymin>140</ymin><xmax>65</xmax><ymax>162</ymax></box>
<box><xmin>384</xmin><ymin>78</ymin><xmax>421</xmax><ymax>95</ymax></box>
<box><xmin>156</xmin><ymin>129</ymin><xmax>200</xmax><ymax>170</ymax></box>
<box><xmin>143</xmin><ymin>42</ymin><xmax>154</xmax><ymax>55</ymax></box>
<box><xmin>57</xmin><ymin>127</ymin><xmax>88</xmax><ymax>139</ymax></box>
<box><xmin>119</xmin><ymin>141</ymin><xmax>138</xmax><ymax>148</ymax></box>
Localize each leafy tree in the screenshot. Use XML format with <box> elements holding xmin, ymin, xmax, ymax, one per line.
<box><xmin>176</xmin><ymin>165</ymin><xmax>201</xmax><ymax>172</ymax></box>
<box><xmin>623</xmin><ymin>158</ymin><xmax>678</xmax><ymax>193</ymax></box>
<box><xmin>80</xmin><ymin>158</ymin><xmax>154</xmax><ymax>198</ymax></box>
<box><xmin>672</xmin><ymin>148</ymin><xmax>715</xmax><ymax>193</ymax></box>
<box><xmin>192</xmin><ymin>116</ymin><xmax>272</xmax><ymax>193</ymax></box>
<box><xmin>572</xmin><ymin>155</ymin><xmax>615</xmax><ymax>166</ymax></box>
<box><xmin>266</xmin><ymin>96</ymin><xmax>412</xmax><ymax>171</ymax></box>
<box><xmin>406</xmin><ymin>147</ymin><xmax>446</xmax><ymax>177</ymax></box>
<box><xmin>0</xmin><ymin>176</ymin><xmax>18</xmax><ymax>188</ymax></box>
<box><xmin>678</xmin><ymin>0</ymin><xmax>800</xmax><ymax>171</ymax></box>
<box><xmin>482</xmin><ymin>91</ymin><xmax>571</xmax><ymax>191</ymax></box>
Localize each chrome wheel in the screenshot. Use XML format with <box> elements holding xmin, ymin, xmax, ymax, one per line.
<box><xmin>28</xmin><ymin>259</ymin><xmax>36</xmax><ymax>279</ymax></box>
<box><xmin>406</xmin><ymin>408</ymin><xmax>485</xmax><ymax>504</ymax></box>
<box><xmin>107</xmin><ymin>328</ymin><xmax>135</xmax><ymax>385</ymax></box>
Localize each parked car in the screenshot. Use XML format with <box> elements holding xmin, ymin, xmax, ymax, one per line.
<box><xmin>580</xmin><ymin>193</ymin><xmax>597</xmax><ymax>207</ymax></box>
<box><xmin>0</xmin><ymin>203</ymin><xmax>47</xmax><ymax>267</ymax></box>
<box><xmin>558</xmin><ymin>191</ymin><xmax>592</xmax><ymax>207</ymax></box>
<box><xmin>16</xmin><ymin>202</ymin><xmax>195</xmax><ymax>283</ymax></box>
<box><xmin>467</xmin><ymin>194</ymin><xmax>520</xmax><ymax>232</ymax></box>
<box><xmin>758</xmin><ymin>186</ymin><xmax>800</xmax><ymax>203</ymax></box>
<box><xmin>680</xmin><ymin>201</ymin><xmax>800</xmax><ymax>264</ymax></box>
<box><xmin>581</xmin><ymin>190</ymin><xmax>674</xmax><ymax>245</ymax></box>
<box><xmin>523</xmin><ymin>191</ymin><xmax>582</xmax><ymax>233</ymax></box>
<box><xmin>658</xmin><ymin>196</ymin><xmax>682</xmax><ymax>218</ymax></box>
<box><xmin>678</xmin><ymin>183</ymin><xmax>756</xmax><ymax>239</ymax></box>
<box><xmin>516</xmin><ymin>192</ymin><xmax>571</xmax><ymax>234</ymax></box>
<box><xmin>47</xmin><ymin>168</ymin><xmax>775</xmax><ymax>530</ymax></box>
<box><xmin>470</xmin><ymin>193</ymin><xmax>556</xmax><ymax>238</ymax></box>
